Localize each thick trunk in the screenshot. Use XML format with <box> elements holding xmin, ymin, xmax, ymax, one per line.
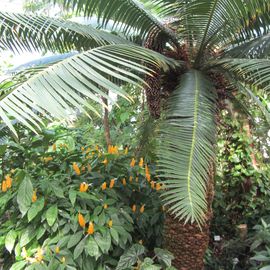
<box><xmin>164</xmin><ymin>168</ymin><xmax>215</xmax><ymax>270</ymax></box>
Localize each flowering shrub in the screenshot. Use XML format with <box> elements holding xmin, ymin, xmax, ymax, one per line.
<box><xmin>0</xmin><ymin>128</ymin><xmax>165</xmax><ymax>270</ymax></box>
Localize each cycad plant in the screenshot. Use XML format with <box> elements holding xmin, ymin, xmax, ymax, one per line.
<box><xmin>1</xmin><ymin>0</ymin><xmax>270</xmax><ymax>269</ymax></box>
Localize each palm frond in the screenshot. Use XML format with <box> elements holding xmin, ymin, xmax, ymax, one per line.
<box><xmin>207</xmin><ymin>58</ymin><xmax>270</xmax><ymax>93</ymax></box>
<box><xmin>158</xmin><ymin>70</ymin><xmax>217</xmax><ymax>224</ymax></box>
<box><xmin>0</xmin><ymin>12</ymin><xmax>129</xmax><ymax>54</ymax></box>
<box><xmin>57</xmin><ymin>0</ymin><xmax>178</xmax><ymax>44</ymax></box>
<box><xmin>0</xmin><ymin>44</ymin><xmax>179</xmax><ymax>136</ymax></box>
<box><xmin>224</xmin><ymin>33</ymin><xmax>270</xmax><ymax>58</ymax></box>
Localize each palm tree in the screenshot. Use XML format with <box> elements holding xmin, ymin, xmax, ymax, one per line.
<box><xmin>1</xmin><ymin>1</ymin><xmax>270</xmax><ymax>269</ymax></box>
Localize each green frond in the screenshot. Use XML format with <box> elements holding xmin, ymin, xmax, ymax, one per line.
<box><xmin>158</xmin><ymin>70</ymin><xmax>217</xmax><ymax>225</ymax></box>
<box><xmin>58</xmin><ymin>0</ymin><xmax>178</xmax><ymax>44</ymax></box>
<box><xmin>0</xmin><ymin>12</ymin><xmax>129</xmax><ymax>54</ymax></box>
<box><xmin>0</xmin><ymin>44</ymin><xmax>179</xmax><ymax>137</ymax></box>
<box><xmin>207</xmin><ymin>58</ymin><xmax>270</xmax><ymax>93</ymax></box>
<box><xmin>224</xmin><ymin>33</ymin><xmax>270</xmax><ymax>58</ymax></box>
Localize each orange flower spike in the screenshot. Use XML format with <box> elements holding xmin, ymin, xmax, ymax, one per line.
<box><xmin>130</xmin><ymin>158</ymin><xmax>136</xmax><ymax>168</ymax></box>
<box><xmin>101</xmin><ymin>182</ymin><xmax>107</xmax><ymax>191</ymax></box>
<box><xmin>55</xmin><ymin>246</ymin><xmax>60</xmax><ymax>254</ymax></box>
<box><xmin>78</xmin><ymin>213</ymin><xmax>86</xmax><ymax>228</ymax></box>
<box><xmin>35</xmin><ymin>247</ymin><xmax>44</xmax><ymax>262</ymax></box>
<box><xmin>129</xmin><ymin>176</ymin><xmax>133</xmax><ymax>183</ymax></box>
<box><xmin>1</xmin><ymin>181</ymin><xmax>7</xmax><ymax>192</ymax></box>
<box><xmin>113</xmin><ymin>146</ymin><xmax>119</xmax><ymax>155</ymax></box>
<box><xmin>132</xmin><ymin>204</ymin><xmax>136</xmax><ymax>213</ymax></box>
<box><xmin>72</xmin><ymin>162</ymin><xmax>81</xmax><ymax>176</ymax></box>
<box><xmin>32</xmin><ymin>189</ymin><xmax>37</xmax><ymax>202</ymax></box>
<box><xmin>146</xmin><ymin>173</ymin><xmax>151</xmax><ymax>182</ymax></box>
<box><xmin>5</xmin><ymin>175</ymin><xmax>12</xmax><ymax>189</ymax></box>
<box><xmin>103</xmin><ymin>204</ymin><xmax>108</xmax><ymax>209</ymax></box>
<box><xmin>145</xmin><ymin>164</ymin><xmax>150</xmax><ymax>175</ymax></box>
<box><xmin>87</xmin><ymin>164</ymin><xmax>92</xmax><ymax>172</ymax></box>
<box><xmin>108</xmin><ymin>219</ymin><xmax>113</xmax><ymax>228</ymax></box>
<box><xmin>140</xmin><ymin>205</ymin><xmax>145</xmax><ymax>213</ymax></box>
<box><xmin>150</xmin><ymin>181</ymin><xmax>155</xmax><ymax>189</ymax></box>
<box><xmin>124</xmin><ymin>147</ymin><xmax>128</xmax><ymax>155</ymax></box>
<box><xmin>139</xmin><ymin>158</ymin><xmax>144</xmax><ymax>168</ymax></box>
<box><xmin>109</xmin><ymin>179</ymin><xmax>115</xmax><ymax>189</ymax></box>
<box><xmin>156</xmin><ymin>183</ymin><xmax>161</xmax><ymax>191</ymax></box>
<box><xmin>122</xmin><ymin>178</ymin><xmax>127</xmax><ymax>186</ymax></box>
<box><xmin>87</xmin><ymin>222</ymin><xmax>94</xmax><ymax>235</ymax></box>
<box><xmin>102</xmin><ymin>158</ymin><xmax>108</xmax><ymax>166</ymax></box>
<box><xmin>79</xmin><ymin>183</ymin><xmax>88</xmax><ymax>192</ymax></box>
<box><xmin>108</xmin><ymin>145</ymin><xmax>113</xmax><ymax>154</ymax></box>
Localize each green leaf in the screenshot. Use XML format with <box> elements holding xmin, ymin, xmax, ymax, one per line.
<box><xmin>27</xmin><ymin>197</ymin><xmax>45</xmax><ymax>222</ymax></box>
<box><xmin>110</xmin><ymin>228</ymin><xmax>119</xmax><ymax>244</ymax></box>
<box><xmin>74</xmin><ymin>237</ymin><xmax>86</xmax><ymax>260</ymax></box>
<box><xmin>17</xmin><ymin>175</ymin><xmax>33</xmax><ymax>216</ymax></box>
<box><xmin>69</xmin><ymin>190</ymin><xmax>77</xmax><ymax>206</ymax></box>
<box><xmin>46</xmin><ymin>205</ymin><xmax>58</xmax><ymax>227</ymax></box>
<box><xmin>20</xmin><ymin>226</ymin><xmax>35</xmax><ymax>247</ymax></box>
<box><xmin>94</xmin><ymin>231</ymin><xmax>111</xmax><ymax>253</ymax></box>
<box><xmin>10</xmin><ymin>261</ymin><xmax>27</xmax><ymax>270</ymax></box>
<box><xmin>67</xmin><ymin>231</ymin><xmax>83</xmax><ymax>249</ymax></box>
<box><xmin>85</xmin><ymin>236</ymin><xmax>100</xmax><ymax>258</ymax></box>
<box><xmin>116</xmin><ymin>244</ymin><xmax>145</xmax><ymax>270</ymax></box>
<box><xmin>5</xmin><ymin>230</ymin><xmax>17</xmax><ymax>253</ymax></box>
<box><xmin>154</xmin><ymin>248</ymin><xmax>174</xmax><ymax>267</ymax></box>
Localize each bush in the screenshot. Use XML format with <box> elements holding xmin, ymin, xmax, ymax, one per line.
<box><xmin>0</xmin><ymin>128</ymin><xmax>165</xmax><ymax>270</ymax></box>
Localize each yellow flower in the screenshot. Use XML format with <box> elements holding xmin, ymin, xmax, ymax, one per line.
<box><xmin>21</xmin><ymin>247</ymin><xmax>28</xmax><ymax>258</ymax></box>
<box><xmin>35</xmin><ymin>247</ymin><xmax>44</xmax><ymax>262</ymax></box>
<box><xmin>108</xmin><ymin>145</ymin><xmax>119</xmax><ymax>155</ymax></box>
<box><xmin>140</xmin><ymin>205</ymin><xmax>145</xmax><ymax>213</ymax></box>
<box><xmin>108</xmin><ymin>219</ymin><xmax>113</xmax><ymax>228</ymax></box>
<box><xmin>52</xmin><ymin>144</ymin><xmax>56</xmax><ymax>151</ymax></box>
<box><xmin>72</xmin><ymin>162</ymin><xmax>81</xmax><ymax>176</ymax></box>
<box><xmin>81</xmin><ymin>146</ymin><xmax>85</xmax><ymax>152</ymax></box>
<box><xmin>55</xmin><ymin>246</ymin><xmax>60</xmax><ymax>254</ymax></box>
<box><xmin>79</xmin><ymin>182</ymin><xmax>88</xmax><ymax>192</ymax></box>
<box><xmin>129</xmin><ymin>176</ymin><xmax>133</xmax><ymax>183</ymax></box>
<box><xmin>87</xmin><ymin>222</ymin><xmax>94</xmax><ymax>235</ymax></box>
<box><xmin>139</xmin><ymin>158</ymin><xmax>144</xmax><ymax>168</ymax></box>
<box><xmin>86</xmin><ymin>147</ymin><xmax>91</xmax><ymax>154</ymax></box>
<box><xmin>130</xmin><ymin>158</ymin><xmax>136</xmax><ymax>167</ymax></box>
<box><xmin>5</xmin><ymin>175</ymin><xmax>12</xmax><ymax>189</ymax></box>
<box><xmin>145</xmin><ymin>164</ymin><xmax>150</xmax><ymax>175</ymax></box>
<box><xmin>101</xmin><ymin>182</ymin><xmax>107</xmax><ymax>191</ymax></box>
<box><xmin>103</xmin><ymin>204</ymin><xmax>108</xmax><ymax>209</ymax></box>
<box><xmin>146</xmin><ymin>173</ymin><xmax>151</xmax><ymax>182</ymax></box>
<box><xmin>61</xmin><ymin>257</ymin><xmax>66</xmax><ymax>263</ymax></box>
<box><xmin>124</xmin><ymin>147</ymin><xmax>128</xmax><ymax>155</ymax></box>
<box><xmin>32</xmin><ymin>189</ymin><xmax>37</xmax><ymax>203</ymax></box>
<box><xmin>1</xmin><ymin>181</ymin><xmax>7</xmax><ymax>192</ymax></box>
<box><xmin>87</xmin><ymin>164</ymin><xmax>92</xmax><ymax>172</ymax></box>
<box><xmin>122</xmin><ymin>178</ymin><xmax>127</xmax><ymax>186</ymax></box>
<box><xmin>132</xmin><ymin>204</ymin><xmax>136</xmax><ymax>213</ymax></box>
<box><xmin>102</xmin><ymin>158</ymin><xmax>108</xmax><ymax>166</ymax></box>
<box><xmin>109</xmin><ymin>179</ymin><xmax>115</xmax><ymax>189</ymax></box>
<box><xmin>156</xmin><ymin>183</ymin><xmax>161</xmax><ymax>191</ymax></box>
<box><xmin>78</xmin><ymin>213</ymin><xmax>86</xmax><ymax>228</ymax></box>
<box><xmin>44</xmin><ymin>157</ymin><xmax>53</xmax><ymax>163</ymax></box>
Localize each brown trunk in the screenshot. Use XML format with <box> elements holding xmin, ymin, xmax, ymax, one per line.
<box><xmin>164</xmin><ymin>168</ymin><xmax>215</xmax><ymax>270</ymax></box>
<box><xmin>101</xmin><ymin>94</ymin><xmax>112</xmax><ymax>147</ymax></box>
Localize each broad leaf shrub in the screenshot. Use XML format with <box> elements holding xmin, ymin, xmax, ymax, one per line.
<box><xmin>0</xmin><ymin>128</ymin><xmax>166</xmax><ymax>270</ymax></box>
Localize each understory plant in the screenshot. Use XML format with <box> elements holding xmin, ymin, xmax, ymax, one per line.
<box><xmin>0</xmin><ymin>127</ymin><xmax>166</xmax><ymax>270</ymax></box>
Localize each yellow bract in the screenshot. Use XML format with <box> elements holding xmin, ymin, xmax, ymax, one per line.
<box><xmin>101</xmin><ymin>182</ymin><xmax>107</xmax><ymax>190</ymax></box>
<box><xmin>139</xmin><ymin>158</ymin><xmax>144</xmax><ymax>168</ymax></box>
<box><xmin>32</xmin><ymin>189</ymin><xmax>37</xmax><ymax>203</ymax></box>
<box><xmin>108</xmin><ymin>219</ymin><xmax>113</xmax><ymax>228</ymax></box>
<box><xmin>102</xmin><ymin>158</ymin><xmax>108</xmax><ymax>166</ymax></box>
<box><xmin>122</xmin><ymin>178</ymin><xmax>127</xmax><ymax>186</ymax></box>
<box><xmin>132</xmin><ymin>204</ymin><xmax>136</xmax><ymax>212</ymax></box>
<box><xmin>55</xmin><ymin>246</ymin><xmax>60</xmax><ymax>254</ymax></box>
<box><xmin>87</xmin><ymin>222</ymin><xmax>94</xmax><ymax>235</ymax></box>
<box><xmin>130</xmin><ymin>158</ymin><xmax>136</xmax><ymax>167</ymax></box>
<box><xmin>104</xmin><ymin>204</ymin><xmax>108</xmax><ymax>209</ymax></box>
<box><xmin>79</xmin><ymin>182</ymin><xmax>88</xmax><ymax>192</ymax></box>
<box><xmin>108</xmin><ymin>145</ymin><xmax>119</xmax><ymax>155</ymax></box>
<box><xmin>72</xmin><ymin>162</ymin><xmax>81</xmax><ymax>175</ymax></box>
<box><xmin>78</xmin><ymin>213</ymin><xmax>86</xmax><ymax>228</ymax></box>
<box><xmin>109</xmin><ymin>179</ymin><xmax>115</xmax><ymax>188</ymax></box>
<box><xmin>140</xmin><ymin>205</ymin><xmax>145</xmax><ymax>213</ymax></box>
